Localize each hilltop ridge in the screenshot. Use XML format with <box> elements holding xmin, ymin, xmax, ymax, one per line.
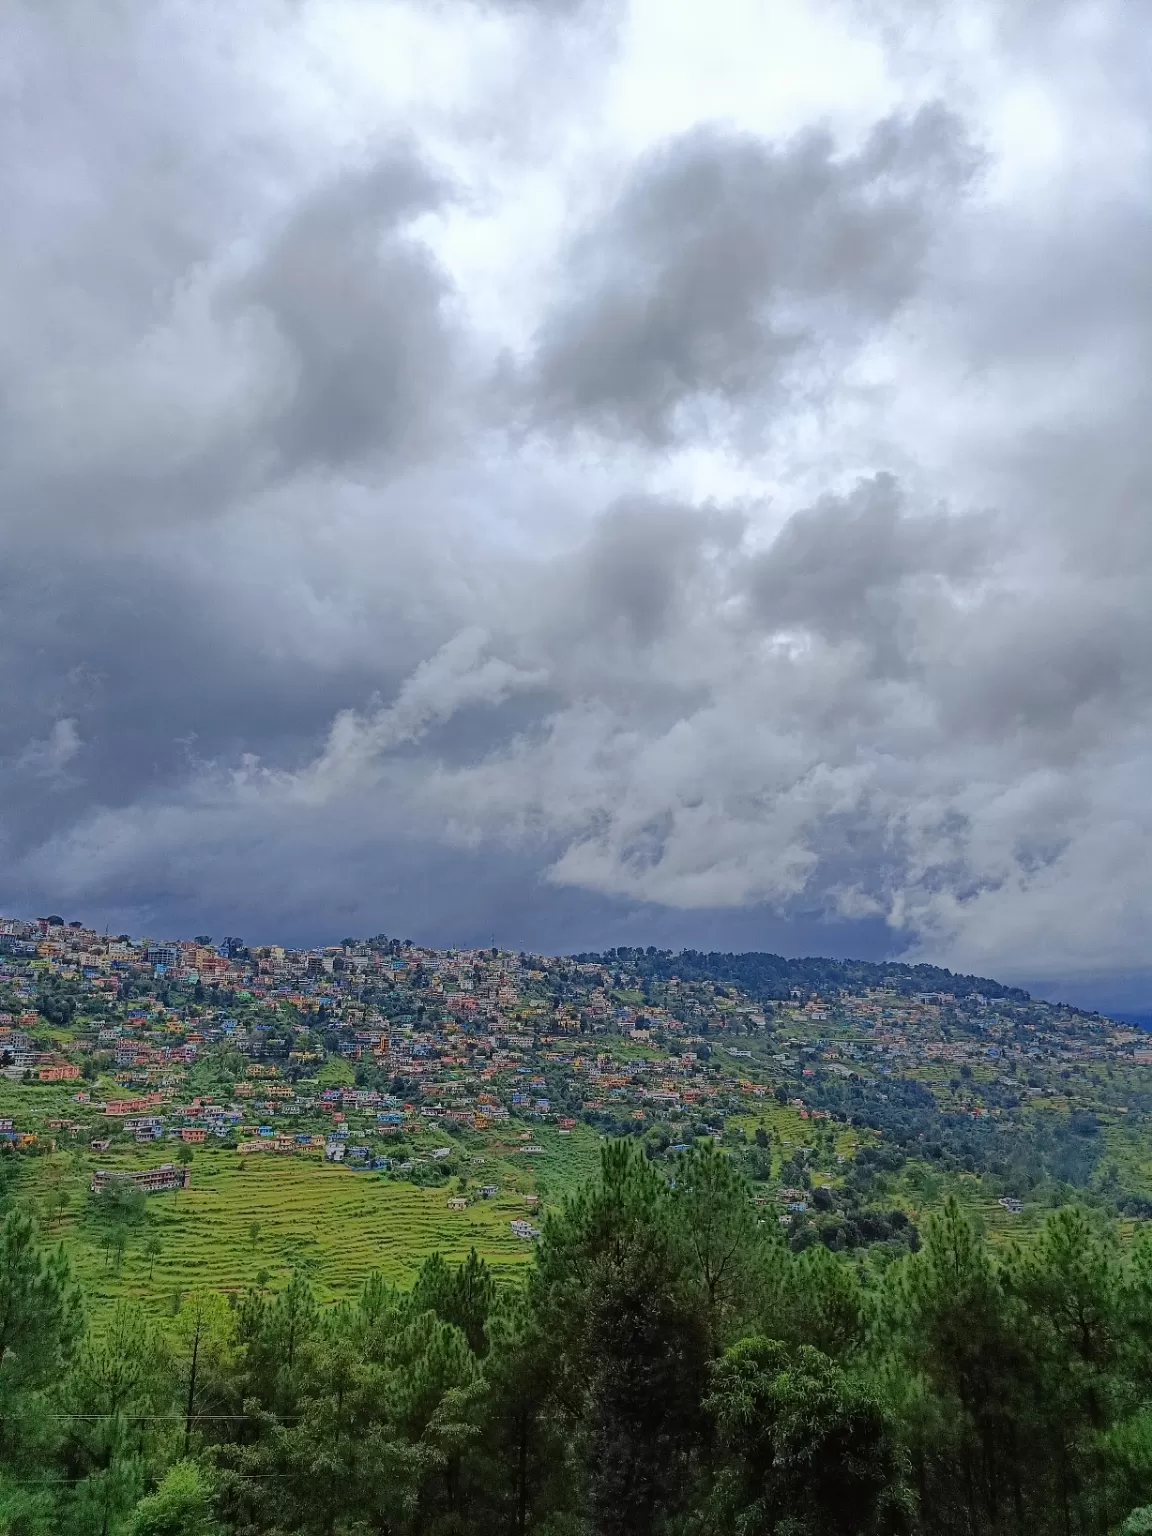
<box><xmin>2</xmin><ymin>913</ymin><xmax>1056</xmax><ymax>1010</ymax></box>
<box><xmin>572</xmin><ymin>946</ymin><xmax>1035</xmax><ymax>1006</ymax></box>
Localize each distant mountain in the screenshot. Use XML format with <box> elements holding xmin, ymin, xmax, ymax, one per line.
<box><xmin>572</xmin><ymin>947</ymin><xmax>1033</xmax><ymax>1006</ymax></box>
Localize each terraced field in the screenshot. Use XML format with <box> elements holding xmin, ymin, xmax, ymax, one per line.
<box><xmin>14</xmin><ymin>1133</ymin><xmax>605</xmax><ymax>1319</ymax></box>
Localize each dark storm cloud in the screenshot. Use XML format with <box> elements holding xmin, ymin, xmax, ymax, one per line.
<box><xmin>0</xmin><ymin>5</ymin><xmax>278</xmax><ymax>534</ymax></box>
<box><xmin>2</xmin><ymin>0</ymin><xmax>1152</xmax><ymax>1002</ymax></box>
<box><xmin>526</xmin><ymin>105</ymin><xmax>975</xmax><ymax>441</ymax></box>
<box><xmin>0</xmin><ymin>9</ymin><xmax>470</xmax><ymax>858</ymax></box>
<box><xmin>0</xmin><ymin>6</ymin><xmax>462</xmax><ymax>544</ymax></box>
<box><xmin>0</xmin><ymin>14</ymin><xmax>465</xmax><ymax>857</ymax></box>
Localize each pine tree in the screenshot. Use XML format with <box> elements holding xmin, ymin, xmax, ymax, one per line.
<box><xmin>0</xmin><ymin>1210</ymin><xmax>83</xmax><ymax>1468</ymax></box>
<box><xmin>530</xmin><ymin>1140</ymin><xmax>710</xmax><ymax>1536</ymax></box>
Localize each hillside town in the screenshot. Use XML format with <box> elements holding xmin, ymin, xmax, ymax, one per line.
<box><xmin>1</xmin><ymin>913</ymin><xmax>1149</xmax><ymax>1235</ymax></box>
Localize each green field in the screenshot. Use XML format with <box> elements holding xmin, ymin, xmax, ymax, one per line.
<box><xmin>21</xmin><ymin>1148</ymin><xmax>535</xmax><ymax>1315</ymax></box>
<box><xmin>7</xmin><ymin>1115</ymin><xmax>612</xmax><ymax>1319</ymax></box>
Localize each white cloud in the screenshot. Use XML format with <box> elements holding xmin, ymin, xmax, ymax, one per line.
<box><xmin>16</xmin><ymin>720</ymin><xmax>82</xmax><ymax>781</ymax></box>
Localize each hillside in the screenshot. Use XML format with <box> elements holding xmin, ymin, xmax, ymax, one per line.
<box><xmin>3</xmin><ymin>914</ymin><xmax>1152</xmax><ymax>1534</ymax></box>
<box><xmin>2</xmin><ymin>914</ymin><xmax>1151</xmax><ymax>1316</ymax></box>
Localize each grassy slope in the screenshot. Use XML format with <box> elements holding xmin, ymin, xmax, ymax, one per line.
<box><xmin>10</xmin><ymin>1117</ymin><xmax>606</xmax><ymax>1320</ymax></box>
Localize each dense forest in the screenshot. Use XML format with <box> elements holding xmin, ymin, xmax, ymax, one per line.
<box><xmin>573</xmin><ymin>947</ymin><xmax>1034</xmax><ymax>1005</ymax></box>
<box><xmin>2</xmin><ymin>1141</ymin><xmax>1152</xmax><ymax>1536</ymax></box>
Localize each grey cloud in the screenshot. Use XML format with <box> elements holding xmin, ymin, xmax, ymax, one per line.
<box><xmin>9</xmin><ymin>454</ymin><xmax>1152</xmax><ymax>986</ymax></box>
<box><xmin>846</xmin><ymin>0</ymin><xmax>1149</xmax><ymax>77</ymax></box>
<box><xmin>0</xmin><ymin>7</ymin><xmax>473</xmax><ymax>865</ymax></box>
<box><xmin>745</xmin><ymin>475</ymin><xmax>990</xmax><ymax>672</ymax></box>
<box><xmin>4</xmin><ymin>0</ymin><xmax>1152</xmax><ymax>1004</ymax></box>
<box><xmin>240</xmin><ymin>153</ymin><xmax>457</xmax><ymax>471</ymax></box>
<box><xmin>572</xmin><ymin>496</ymin><xmax>744</xmax><ymax>647</ymax></box>
<box><xmin>928</xmin><ymin>583</ymin><xmax>1152</xmax><ymax>754</ymax></box>
<box><xmin>14</xmin><ymin>720</ymin><xmax>82</xmax><ymax>783</ymax></box>
<box><xmin>0</xmin><ymin>459</ymin><xmax>514</xmax><ymax>857</ymax></box>
<box><xmin>0</xmin><ymin>19</ymin><xmax>259</xmax><ymax>535</ymax></box>
<box><xmin>526</xmin><ymin>105</ymin><xmax>976</xmax><ymax>441</ymax></box>
<box><xmin>1</xmin><ymin>12</ymin><xmax>460</xmax><ymax>540</ymax></box>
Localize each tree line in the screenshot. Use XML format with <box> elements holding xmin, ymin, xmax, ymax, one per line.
<box><xmin>3</xmin><ymin>1142</ymin><xmax>1152</xmax><ymax>1535</ymax></box>
<box><xmin>571</xmin><ymin>949</ymin><xmax>1032</xmax><ymax>1005</ymax></box>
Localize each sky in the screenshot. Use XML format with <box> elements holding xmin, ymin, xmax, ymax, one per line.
<box><xmin>2</xmin><ymin>0</ymin><xmax>1151</xmax><ymax>1010</ymax></box>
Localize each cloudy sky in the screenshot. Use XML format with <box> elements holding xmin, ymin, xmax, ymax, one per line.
<box><xmin>2</xmin><ymin>0</ymin><xmax>1150</xmax><ymax>1007</ymax></box>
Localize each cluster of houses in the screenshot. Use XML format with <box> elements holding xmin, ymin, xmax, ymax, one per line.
<box><xmin>0</xmin><ymin>913</ymin><xmax>1146</xmax><ymax>1223</ymax></box>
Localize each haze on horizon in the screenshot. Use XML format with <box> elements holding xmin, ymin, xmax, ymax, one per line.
<box><xmin>2</xmin><ymin>0</ymin><xmax>1150</xmax><ymax>1013</ymax></box>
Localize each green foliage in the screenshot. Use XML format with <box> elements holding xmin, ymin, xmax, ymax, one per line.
<box><xmin>530</xmin><ymin>1139</ymin><xmax>711</xmax><ymax>1535</ymax></box>
<box><xmin>34</xmin><ymin>978</ymin><xmax>79</xmax><ymax>1028</ymax></box>
<box><xmin>778</xmin><ymin>1241</ymin><xmax>868</xmax><ymax>1359</ymax></box>
<box><xmin>410</xmin><ymin>1247</ymin><xmax>496</xmax><ymax>1356</ymax></box>
<box><xmin>93</xmin><ymin>1180</ymin><xmax>146</xmax><ymax>1227</ymax></box>
<box><xmin>0</xmin><ymin>1146</ymin><xmax>1150</xmax><ymax>1535</ymax></box>
<box><xmin>56</xmin><ymin>1303</ymin><xmax>172</xmax><ymax>1534</ymax></box>
<box><xmin>667</xmin><ymin>1141</ymin><xmax>764</xmax><ymax>1342</ymax></box>
<box><xmin>0</xmin><ymin>1209</ymin><xmax>83</xmax><ymax>1474</ymax></box>
<box><xmin>126</xmin><ymin>1460</ymin><xmax>219</xmax><ymax>1536</ymax></box>
<box><xmin>706</xmin><ymin>1336</ymin><xmax>907</xmax><ymax>1536</ymax></box>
